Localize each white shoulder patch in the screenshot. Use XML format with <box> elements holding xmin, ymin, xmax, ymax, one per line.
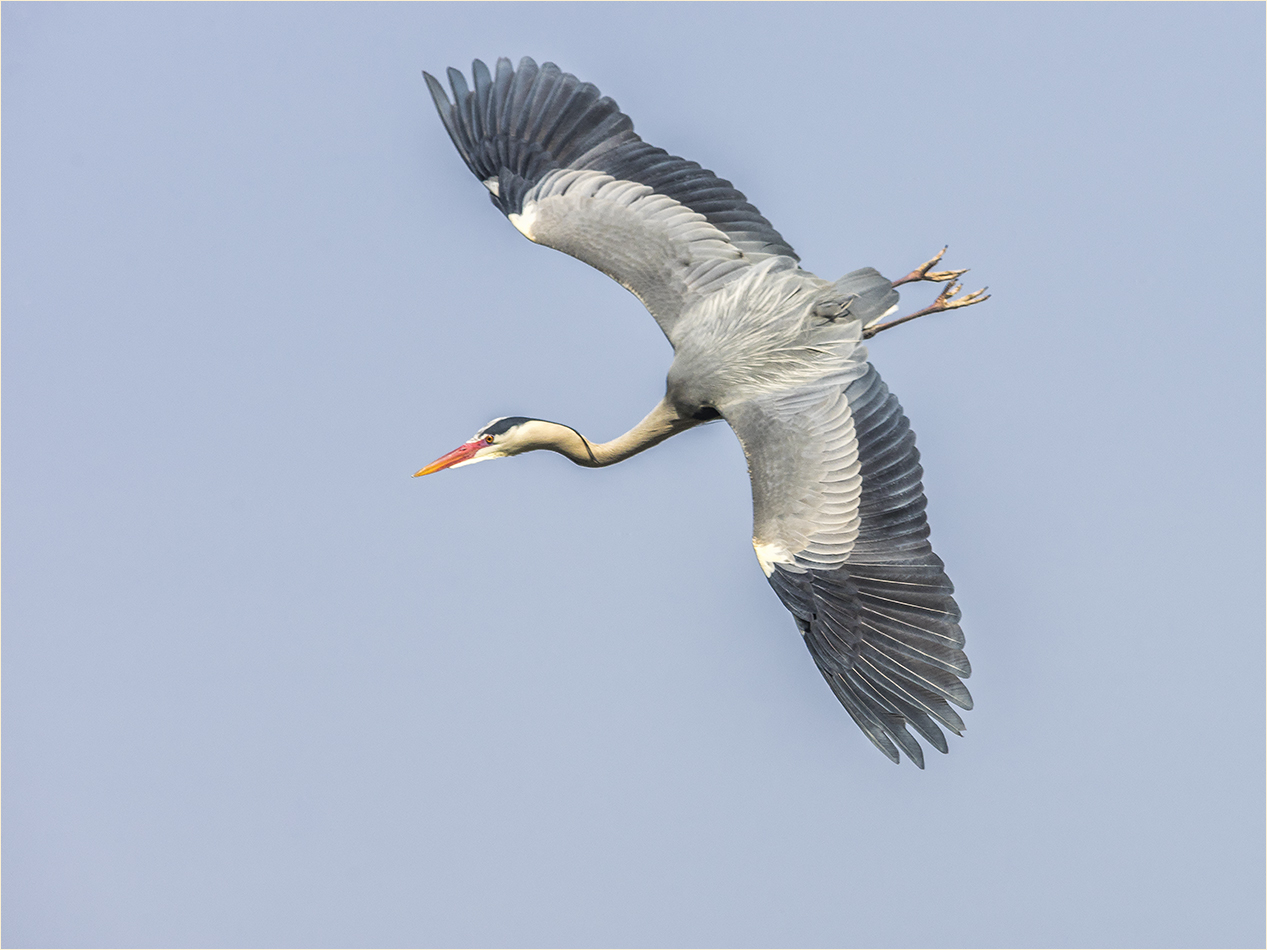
<box><xmin>753</xmin><ymin>539</ymin><xmax>796</xmax><ymax>578</ymax></box>
<box><xmin>507</xmin><ymin>204</ymin><xmax>538</xmax><ymax>240</ymax></box>
<box><xmin>483</xmin><ymin>177</ymin><xmax>500</xmax><ymax>197</ymax></box>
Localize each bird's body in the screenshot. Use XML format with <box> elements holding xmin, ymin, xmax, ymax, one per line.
<box><xmin>419</xmin><ymin>58</ymin><xmax>989</xmax><ymax>767</ymax></box>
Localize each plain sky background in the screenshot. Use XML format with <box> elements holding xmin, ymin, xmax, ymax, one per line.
<box><xmin>4</xmin><ymin>3</ymin><xmax>1264</xmax><ymax>947</ymax></box>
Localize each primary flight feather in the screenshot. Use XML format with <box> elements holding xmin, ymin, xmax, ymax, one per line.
<box><xmin>418</xmin><ymin>57</ymin><xmax>989</xmax><ymax>767</ymax></box>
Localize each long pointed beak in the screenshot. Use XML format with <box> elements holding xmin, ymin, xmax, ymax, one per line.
<box><xmin>413</xmin><ymin>440</ymin><xmax>482</xmax><ymax>477</ymax></box>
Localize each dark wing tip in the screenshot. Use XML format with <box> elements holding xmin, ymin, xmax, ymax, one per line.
<box><xmin>422</xmin><ymin>70</ymin><xmax>450</xmax><ymax>111</ymax></box>
<box><xmin>422</xmin><ymin>57</ymin><xmax>799</xmax><ymax>261</ymax></box>
<box><xmin>446</xmin><ymin>65</ymin><xmax>469</xmax><ymax>102</ymax></box>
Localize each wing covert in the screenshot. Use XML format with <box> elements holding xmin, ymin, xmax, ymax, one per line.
<box><xmin>733</xmin><ymin>364</ymin><xmax>971</xmax><ymax>767</ymax></box>
<box><xmin>424</xmin><ymin>57</ymin><xmax>800</xmax><ymax>339</ymax></box>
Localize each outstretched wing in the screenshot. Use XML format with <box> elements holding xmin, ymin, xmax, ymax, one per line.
<box><xmin>729</xmin><ymin>363</ymin><xmax>971</xmax><ymax>768</ymax></box>
<box><xmin>424</xmin><ymin>57</ymin><xmax>800</xmax><ymax>342</ymax></box>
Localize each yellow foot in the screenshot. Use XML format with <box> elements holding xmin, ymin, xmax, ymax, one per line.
<box><xmin>891</xmin><ymin>246</ymin><xmax>969</xmax><ymax>288</ymax></box>
<box><xmin>863</xmin><ymin>279</ymin><xmax>990</xmax><ymax>339</ymax></box>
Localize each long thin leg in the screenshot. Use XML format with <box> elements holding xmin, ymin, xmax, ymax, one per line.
<box><xmin>863</xmin><ymin>281</ymin><xmax>990</xmax><ymax>339</ymax></box>
<box><xmin>890</xmin><ymin>246</ymin><xmax>968</xmax><ymax>288</ymax></box>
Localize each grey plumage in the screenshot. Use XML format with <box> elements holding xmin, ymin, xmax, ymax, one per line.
<box><xmin>764</xmin><ymin>365</ymin><xmax>971</xmax><ymax>766</ymax></box>
<box><xmin>420</xmin><ymin>57</ymin><xmax>985</xmax><ymax>767</ymax></box>
<box><xmin>425</xmin><ymin>57</ymin><xmax>797</xmax><ymax>261</ymax></box>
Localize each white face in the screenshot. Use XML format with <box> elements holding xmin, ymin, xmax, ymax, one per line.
<box><xmin>448</xmin><ymin>429</ymin><xmax>510</xmax><ymax>469</ymax></box>
<box><xmin>413</xmin><ymin>419</ymin><xmax>525</xmax><ymax>477</ymax></box>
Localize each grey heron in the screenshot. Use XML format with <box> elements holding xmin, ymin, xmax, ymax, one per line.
<box><xmin>417</xmin><ymin>57</ymin><xmax>989</xmax><ymax>767</ymax></box>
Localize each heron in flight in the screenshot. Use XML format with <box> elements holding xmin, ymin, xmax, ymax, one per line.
<box><xmin>417</xmin><ymin>57</ymin><xmax>989</xmax><ymax>767</ymax></box>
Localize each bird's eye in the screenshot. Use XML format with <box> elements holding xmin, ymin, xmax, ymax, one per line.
<box><xmin>484</xmin><ymin>435</ymin><xmax>495</xmax><ymax>444</ymax></box>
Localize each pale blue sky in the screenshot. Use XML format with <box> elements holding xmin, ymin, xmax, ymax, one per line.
<box><xmin>4</xmin><ymin>3</ymin><xmax>1264</xmax><ymax>947</ymax></box>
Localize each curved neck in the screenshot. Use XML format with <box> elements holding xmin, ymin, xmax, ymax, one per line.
<box><xmin>525</xmin><ymin>398</ymin><xmax>699</xmax><ymax>467</ymax></box>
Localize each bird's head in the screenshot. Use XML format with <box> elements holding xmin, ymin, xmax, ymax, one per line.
<box><xmin>413</xmin><ymin>416</ymin><xmax>539</xmax><ymax>476</ymax></box>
